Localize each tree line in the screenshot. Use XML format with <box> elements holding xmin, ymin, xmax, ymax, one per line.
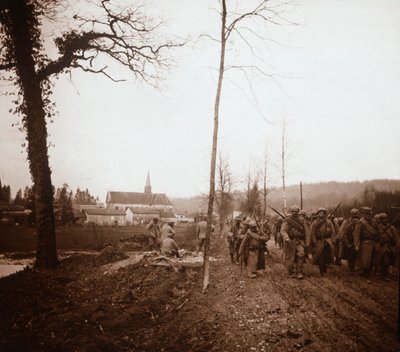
<box><xmin>0</xmin><ymin>180</ymin><xmax>99</xmax><ymax>225</ymax></box>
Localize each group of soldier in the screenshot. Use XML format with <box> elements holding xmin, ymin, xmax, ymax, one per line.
<box><xmin>228</xmin><ymin>206</ymin><xmax>399</xmax><ymax>283</ymax></box>
<box><xmin>146</xmin><ymin>218</ymin><xmax>180</xmax><ymax>258</ymax></box>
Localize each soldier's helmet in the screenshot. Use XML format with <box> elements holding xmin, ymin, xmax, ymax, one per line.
<box><xmin>290</xmin><ymin>205</ymin><xmax>300</xmax><ymax>213</ymax></box>
<box><xmin>379</xmin><ymin>213</ymin><xmax>388</xmax><ymax>219</ymax></box>
<box><xmin>299</xmin><ymin>210</ymin><xmax>307</xmax><ymax>216</ymax></box>
<box><xmin>360</xmin><ymin>207</ymin><xmax>372</xmax><ymax>214</ymax></box>
<box><xmin>317</xmin><ymin>207</ymin><xmax>327</xmax><ymax>214</ymax></box>
<box><xmin>350</xmin><ymin>208</ymin><xmax>359</xmax><ymax>217</ymax></box>
<box><xmin>249</xmin><ymin>220</ymin><xmax>257</xmax><ymax>228</ymax></box>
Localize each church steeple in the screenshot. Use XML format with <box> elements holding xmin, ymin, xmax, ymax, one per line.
<box><xmin>144</xmin><ymin>172</ymin><xmax>152</xmax><ymax>194</ymax></box>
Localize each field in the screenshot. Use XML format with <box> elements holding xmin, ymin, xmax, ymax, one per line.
<box><xmin>0</xmin><ymin>223</ymin><xmax>197</xmax><ymax>253</ymax></box>
<box><xmin>0</xmin><ymin>225</ymin><xmax>399</xmax><ymax>351</ymax></box>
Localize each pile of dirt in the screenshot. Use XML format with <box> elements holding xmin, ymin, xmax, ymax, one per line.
<box><xmin>95</xmin><ymin>245</ymin><xmax>129</xmax><ymax>265</ymax></box>
<box><xmin>0</xmin><ymin>250</ymin><xmax>200</xmax><ymax>351</ymax></box>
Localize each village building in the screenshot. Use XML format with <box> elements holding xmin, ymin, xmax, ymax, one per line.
<box><xmin>106</xmin><ymin>173</ymin><xmax>175</xmax><ymax>224</ymax></box>
<box><xmin>84</xmin><ymin>208</ymin><xmax>126</xmax><ymax>226</ymax></box>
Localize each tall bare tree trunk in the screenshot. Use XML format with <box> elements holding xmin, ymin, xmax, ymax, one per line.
<box><xmin>262</xmin><ymin>152</ymin><xmax>268</xmax><ymax>217</ymax></box>
<box><xmin>7</xmin><ymin>0</ymin><xmax>57</xmax><ymax>268</ymax></box>
<box><xmin>281</xmin><ymin>120</ymin><xmax>287</xmax><ymax>214</ymax></box>
<box><xmin>203</xmin><ymin>0</ymin><xmax>227</xmax><ymax>293</ymax></box>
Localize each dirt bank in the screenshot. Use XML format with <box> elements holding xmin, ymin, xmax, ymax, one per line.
<box><xmin>0</xmin><ymin>240</ymin><xmax>399</xmax><ymax>351</ymax></box>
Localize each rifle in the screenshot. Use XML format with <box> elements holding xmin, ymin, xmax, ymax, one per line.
<box><xmin>390</xmin><ymin>211</ymin><xmax>400</xmax><ymax>226</ymax></box>
<box><xmin>269</xmin><ymin>206</ymin><xmax>286</xmax><ymax>220</ymax></box>
<box><xmin>251</xmin><ymin>211</ymin><xmax>270</xmax><ymax>257</ymax></box>
<box><xmin>328</xmin><ymin>202</ymin><xmax>342</xmax><ymax>219</ymax></box>
<box><xmin>240</xmin><ymin>254</ymin><xmax>243</xmax><ymax>275</ymax></box>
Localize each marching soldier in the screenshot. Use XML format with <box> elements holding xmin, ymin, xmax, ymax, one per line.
<box><xmin>329</xmin><ymin>215</ymin><xmax>342</xmax><ymax>266</ymax></box>
<box><xmin>281</xmin><ymin>205</ymin><xmax>307</xmax><ymax>279</ymax></box>
<box><xmin>299</xmin><ymin>210</ymin><xmax>311</xmax><ymax>261</ymax></box>
<box><xmin>228</xmin><ymin>216</ymin><xmax>242</xmax><ymax>263</ymax></box>
<box><xmin>339</xmin><ymin>208</ymin><xmax>360</xmax><ymax>271</ymax></box>
<box><xmin>354</xmin><ymin>207</ymin><xmax>380</xmax><ymax>283</ymax></box>
<box><xmin>257</xmin><ymin>218</ymin><xmax>271</xmax><ymax>271</ymax></box>
<box><xmin>238</xmin><ymin>220</ymin><xmax>269</xmax><ymax>278</ymax></box>
<box><xmin>375</xmin><ymin>213</ymin><xmax>398</xmax><ymax>281</ymax></box>
<box><xmin>310</xmin><ymin>208</ymin><xmax>335</xmax><ymax>276</ymax></box>
<box><xmin>235</xmin><ymin>217</ymin><xmax>251</xmax><ymax>265</ymax></box>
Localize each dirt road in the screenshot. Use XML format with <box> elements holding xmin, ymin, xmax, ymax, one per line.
<box><xmin>155</xmin><ymin>241</ymin><xmax>399</xmax><ymax>352</ymax></box>
<box><xmin>0</xmin><ymin>240</ymin><xmax>399</xmax><ymax>351</ymax></box>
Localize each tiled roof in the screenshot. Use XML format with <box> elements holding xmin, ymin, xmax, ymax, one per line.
<box><xmin>107</xmin><ymin>192</ymin><xmax>172</xmax><ymax>206</ymax></box>
<box><xmin>126</xmin><ymin>207</ymin><xmax>161</xmax><ymax>215</ymax></box>
<box><xmin>85</xmin><ymin>208</ymin><xmax>125</xmax><ymax>216</ymax></box>
<box><xmin>159</xmin><ymin>210</ymin><xmax>176</xmax><ymax>218</ymax></box>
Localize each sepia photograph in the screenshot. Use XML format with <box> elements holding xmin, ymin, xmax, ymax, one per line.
<box><xmin>0</xmin><ymin>0</ymin><xmax>399</xmax><ymax>351</ymax></box>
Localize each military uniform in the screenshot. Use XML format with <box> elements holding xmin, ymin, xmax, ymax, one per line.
<box><xmin>330</xmin><ymin>216</ymin><xmax>342</xmax><ymax>265</ymax></box>
<box><xmin>160</xmin><ymin>222</ymin><xmax>175</xmax><ymax>241</ymax></box>
<box><xmin>310</xmin><ymin>209</ymin><xmax>335</xmax><ymax>276</ymax></box>
<box><xmin>239</xmin><ymin>222</ymin><xmax>267</xmax><ymax>278</ymax></box>
<box><xmin>146</xmin><ymin>218</ymin><xmax>162</xmax><ymax>250</ymax></box>
<box><xmin>281</xmin><ymin>206</ymin><xmax>307</xmax><ymax>279</ymax></box>
<box><xmin>235</xmin><ymin>218</ymin><xmax>251</xmax><ymax>265</ymax></box>
<box><xmin>375</xmin><ymin>214</ymin><xmax>398</xmax><ymax>281</ymax></box>
<box><xmin>339</xmin><ymin>209</ymin><xmax>360</xmax><ymax>271</ymax></box>
<box><xmin>354</xmin><ymin>207</ymin><xmax>380</xmax><ymax>280</ymax></box>
<box><xmin>257</xmin><ymin>220</ymin><xmax>271</xmax><ymax>270</ymax></box>
<box><xmin>160</xmin><ymin>233</ymin><xmax>179</xmax><ymax>258</ymax></box>
<box><xmin>229</xmin><ymin>218</ymin><xmax>241</xmax><ymax>263</ymax></box>
<box><xmin>196</xmin><ymin>219</ymin><xmax>214</xmax><ymax>253</ymax></box>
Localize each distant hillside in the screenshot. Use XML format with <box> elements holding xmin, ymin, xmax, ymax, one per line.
<box><xmin>171</xmin><ymin>179</ymin><xmax>400</xmax><ymax>214</ymax></box>
<box><xmin>170</xmin><ymin>195</ymin><xmax>208</xmax><ymax>215</ymax></box>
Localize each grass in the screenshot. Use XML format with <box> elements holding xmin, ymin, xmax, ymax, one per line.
<box><xmin>0</xmin><ymin>223</ymin><xmax>202</xmax><ymax>253</ymax></box>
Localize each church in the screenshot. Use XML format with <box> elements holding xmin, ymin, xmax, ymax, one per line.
<box><xmin>105</xmin><ymin>173</ymin><xmax>174</xmax><ymax>223</ymax></box>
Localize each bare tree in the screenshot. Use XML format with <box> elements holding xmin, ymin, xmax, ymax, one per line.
<box><xmin>202</xmin><ymin>0</ymin><xmax>289</xmax><ymax>291</ymax></box>
<box><xmin>0</xmin><ymin>0</ymin><xmax>179</xmax><ymax>268</ymax></box>
<box><xmin>215</xmin><ymin>153</ymin><xmax>234</xmax><ymax>239</ymax></box>
<box><xmin>261</xmin><ymin>147</ymin><xmax>270</xmax><ymax>217</ymax></box>
<box><xmin>281</xmin><ymin>118</ymin><xmax>288</xmax><ymax>214</ymax></box>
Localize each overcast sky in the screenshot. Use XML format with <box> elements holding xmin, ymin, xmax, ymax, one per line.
<box><xmin>1</xmin><ymin>0</ymin><xmax>399</xmax><ymax>201</ymax></box>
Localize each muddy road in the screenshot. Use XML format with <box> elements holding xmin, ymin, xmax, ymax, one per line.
<box><xmin>0</xmin><ymin>240</ymin><xmax>399</xmax><ymax>351</ymax></box>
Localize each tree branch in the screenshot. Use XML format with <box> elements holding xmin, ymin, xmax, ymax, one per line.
<box><xmin>0</xmin><ymin>61</ymin><xmax>16</xmax><ymax>71</ymax></box>
<box><xmin>36</xmin><ymin>0</ymin><xmax>183</xmax><ymax>85</ymax></box>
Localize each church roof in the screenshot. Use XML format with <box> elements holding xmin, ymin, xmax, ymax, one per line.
<box><xmin>85</xmin><ymin>208</ymin><xmax>126</xmax><ymax>216</ymax></box>
<box><xmin>126</xmin><ymin>207</ymin><xmax>161</xmax><ymax>215</ymax></box>
<box><xmin>106</xmin><ymin>191</ymin><xmax>172</xmax><ymax>206</ymax></box>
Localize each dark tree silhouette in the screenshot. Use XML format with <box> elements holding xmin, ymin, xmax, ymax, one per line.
<box><xmin>0</xmin><ymin>0</ymin><xmax>179</xmax><ymax>268</ymax></box>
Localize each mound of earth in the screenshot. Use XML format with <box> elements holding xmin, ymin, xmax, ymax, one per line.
<box><xmin>95</xmin><ymin>245</ymin><xmax>129</xmax><ymax>265</ymax></box>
